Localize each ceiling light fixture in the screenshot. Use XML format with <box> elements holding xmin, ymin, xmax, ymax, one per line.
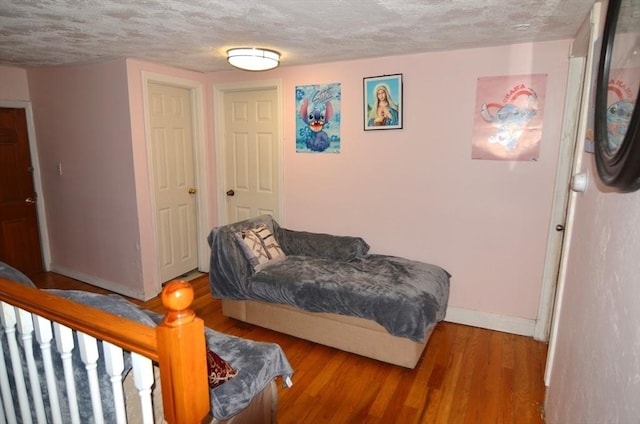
<box><xmin>227</xmin><ymin>47</ymin><xmax>280</xmax><ymax>71</ymax></box>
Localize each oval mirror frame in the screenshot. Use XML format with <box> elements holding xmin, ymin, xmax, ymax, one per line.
<box><xmin>594</xmin><ymin>0</ymin><xmax>640</xmax><ymax>192</ymax></box>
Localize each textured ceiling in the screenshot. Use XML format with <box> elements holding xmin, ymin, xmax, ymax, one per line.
<box><xmin>0</xmin><ymin>0</ymin><xmax>595</xmax><ymax>73</ymax></box>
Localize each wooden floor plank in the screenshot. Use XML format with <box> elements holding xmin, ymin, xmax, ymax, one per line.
<box><xmin>366</xmin><ymin>362</ymin><xmax>404</xmax><ymax>418</ymax></box>
<box><xmin>482</xmin><ymin>330</ymin><xmax>505</xmax><ymax>423</ymax></box>
<box><xmin>29</xmin><ymin>272</ymin><xmax>548</xmax><ymax>423</ymax></box>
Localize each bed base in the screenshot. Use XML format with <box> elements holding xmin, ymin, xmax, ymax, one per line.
<box><xmin>221</xmin><ymin>299</ymin><xmax>432</xmax><ymax>369</ymax></box>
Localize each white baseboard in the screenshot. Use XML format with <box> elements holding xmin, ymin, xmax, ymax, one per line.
<box><xmin>49</xmin><ymin>264</ymin><xmax>150</xmax><ymax>300</ymax></box>
<box><xmin>444</xmin><ymin>306</ymin><xmax>536</xmax><ymax>337</ymax></box>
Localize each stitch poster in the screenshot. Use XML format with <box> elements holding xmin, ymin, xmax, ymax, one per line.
<box><xmin>601</xmin><ymin>67</ymin><xmax>639</xmax><ymax>150</ymax></box>
<box><xmin>472</xmin><ymin>74</ymin><xmax>547</xmax><ymax>161</ymax></box>
<box><xmin>295</xmin><ymin>83</ymin><xmax>341</xmax><ymax>153</ymax></box>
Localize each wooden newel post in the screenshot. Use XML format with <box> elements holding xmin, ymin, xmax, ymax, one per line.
<box><xmin>157</xmin><ymin>280</ymin><xmax>210</xmax><ymax>423</ymax></box>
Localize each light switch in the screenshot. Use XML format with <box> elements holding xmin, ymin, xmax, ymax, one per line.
<box><xmin>57</xmin><ymin>163</ymin><xmax>63</xmax><ymax>175</ymax></box>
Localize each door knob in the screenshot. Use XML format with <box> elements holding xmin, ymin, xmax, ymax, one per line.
<box><xmin>556</xmin><ymin>225</ymin><xmax>565</xmax><ymax>231</ymax></box>
<box><xmin>188</xmin><ymin>187</ymin><xmax>197</xmax><ymax>194</ymax></box>
<box><xmin>571</xmin><ymin>172</ymin><xmax>588</xmax><ymax>192</ymax></box>
<box><xmin>226</xmin><ymin>189</ymin><xmax>235</xmax><ymax>196</ymax></box>
<box><xmin>25</xmin><ymin>197</ymin><xmax>36</xmax><ymax>204</ymax></box>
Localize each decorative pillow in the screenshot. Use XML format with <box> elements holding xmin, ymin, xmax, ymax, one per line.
<box><xmin>207</xmin><ymin>348</ymin><xmax>238</xmax><ymax>389</ymax></box>
<box><xmin>235</xmin><ymin>224</ymin><xmax>287</xmax><ymax>271</ymax></box>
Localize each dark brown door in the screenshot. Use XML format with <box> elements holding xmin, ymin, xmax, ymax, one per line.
<box><xmin>0</xmin><ymin>107</ymin><xmax>43</xmax><ymax>276</ymax></box>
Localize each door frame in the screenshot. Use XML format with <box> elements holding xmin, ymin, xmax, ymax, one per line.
<box><xmin>141</xmin><ymin>72</ymin><xmax>210</xmax><ymax>280</ymax></box>
<box><xmin>534</xmin><ymin>4</ymin><xmax>601</xmax><ymax>343</ymax></box>
<box><xmin>0</xmin><ymin>101</ymin><xmax>51</xmax><ymax>270</ymax></box>
<box><xmin>213</xmin><ymin>80</ymin><xmax>284</xmax><ymax>225</ymax></box>
<box><xmin>533</xmin><ymin>57</ymin><xmax>587</xmax><ymax>341</ymax></box>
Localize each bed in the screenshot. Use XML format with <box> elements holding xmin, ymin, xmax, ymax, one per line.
<box><xmin>208</xmin><ymin>215</ymin><xmax>451</xmax><ymax>368</ymax></box>
<box><xmin>0</xmin><ymin>261</ymin><xmax>293</xmax><ymax>423</ymax></box>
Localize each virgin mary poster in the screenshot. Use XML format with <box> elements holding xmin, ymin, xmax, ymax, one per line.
<box><xmin>472</xmin><ymin>74</ymin><xmax>547</xmax><ymax>161</ymax></box>
<box><xmin>364</xmin><ymin>74</ymin><xmax>403</xmax><ymax>130</ymax></box>
<box><xmin>296</xmin><ymin>83</ymin><xmax>341</xmax><ymax>153</ymax></box>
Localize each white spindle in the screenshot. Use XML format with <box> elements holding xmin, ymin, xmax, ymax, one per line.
<box><xmin>0</xmin><ymin>390</ymin><xmax>7</xmax><ymax>424</ymax></box>
<box><xmin>77</xmin><ymin>332</ymin><xmax>104</xmax><ymax>424</ymax></box>
<box><xmin>33</xmin><ymin>315</ymin><xmax>63</xmax><ymax>424</ymax></box>
<box><xmin>132</xmin><ymin>353</ymin><xmax>155</xmax><ymax>424</ymax></box>
<box><xmin>103</xmin><ymin>342</ymin><xmax>127</xmax><ymax>424</ymax></box>
<box><xmin>0</xmin><ymin>302</ymin><xmax>33</xmax><ymax>424</ymax></box>
<box><xmin>1</xmin><ymin>294</ymin><xmax>168</xmax><ymax>424</ymax></box>
<box><xmin>16</xmin><ymin>308</ymin><xmax>47</xmax><ymax>424</ymax></box>
<box><xmin>53</xmin><ymin>323</ymin><xmax>80</xmax><ymax>424</ymax></box>
<box><xmin>0</xmin><ymin>317</ymin><xmax>17</xmax><ymax>424</ymax></box>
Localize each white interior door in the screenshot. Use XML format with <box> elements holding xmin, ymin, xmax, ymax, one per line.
<box><xmin>147</xmin><ymin>82</ymin><xmax>198</xmax><ymax>282</ymax></box>
<box><xmin>223</xmin><ymin>88</ymin><xmax>281</xmax><ymax>223</ymax></box>
<box><xmin>543</xmin><ymin>1</ymin><xmax>602</xmax><ymax>385</ymax></box>
<box><xmin>534</xmin><ymin>62</ymin><xmax>587</xmax><ymax>341</ymax></box>
<box><xmin>535</xmin><ymin>3</ymin><xmax>604</xmax><ymax>343</ymax></box>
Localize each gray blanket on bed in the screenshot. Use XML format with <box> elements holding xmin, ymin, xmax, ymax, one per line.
<box><xmin>207</xmin><ymin>215</ymin><xmax>451</xmax><ymax>343</ymax></box>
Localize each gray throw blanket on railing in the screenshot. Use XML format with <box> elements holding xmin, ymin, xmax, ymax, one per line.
<box><xmin>208</xmin><ymin>215</ymin><xmax>451</xmax><ymax>343</ymax></box>
<box><xmin>0</xmin><ymin>261</ymin><xmax>293</xmax><ymax>422</ymax></box>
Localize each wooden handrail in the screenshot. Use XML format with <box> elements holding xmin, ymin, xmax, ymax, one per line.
<box><xmin>0</xmin><ymin>277</ymin><xmax>158</xmax><ymax>359</ymax></box>
<box><xmin>0</xmin><ymin>277</ymin><xmax>211</xmax><ymax>423</ymax></box>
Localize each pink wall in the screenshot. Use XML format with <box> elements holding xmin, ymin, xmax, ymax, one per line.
<box><xmin>0</xmin><ymin>65</ymin><xmax>30</xmax><ymax>100</ymax></box>
<box><xmin>545</xmin><ymin>159</ymin><xmax>640</xmax><ymax>421</ymax></box>
<box><xmin>26</xmin><ymin>60</ymin><xmax>148</xmax><ymax>297</ymax></box>
<box><xmin>16</xmin><ymin>60</ymin><xmax>209</xmax><ymax>299</ymax></box>
<box><xmin>210</xmin><ymin>40</ymin><xmax>571</xmax><ymax>321</ymax></box>
<box><xmin>8</xmin><ymin>39</ymin><xmax>571</xmax><ymax>321</ymax></box>
<box><xmin>544</xmin><ymin>1</ymin><xmax>640</xmax><ymax>417</ymax></box>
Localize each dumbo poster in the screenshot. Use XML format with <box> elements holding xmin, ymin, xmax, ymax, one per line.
<box><xmin>296</xmin><ymin>83</ymin><xmax>341</xmax><ymax>153</ymax></box>
<box><xmin>472</xmin><ymin>74</ymin><xmax>547</xmax><ymax>161</ymax></box>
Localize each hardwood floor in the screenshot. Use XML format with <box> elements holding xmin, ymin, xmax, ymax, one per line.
<box><xmin>29</xmin><ymin>272</ymin><xmax>548</xmax><ymax>424</ymax></box>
